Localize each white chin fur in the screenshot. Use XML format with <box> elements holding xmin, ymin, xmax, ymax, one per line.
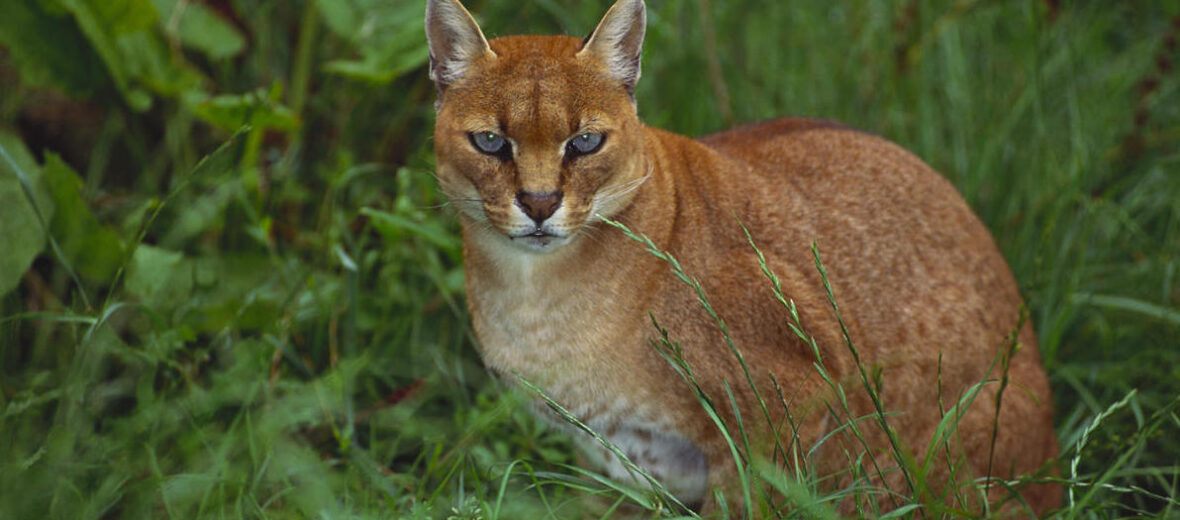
<box><xmin>509</xmin><ymin>234</ymin><xmax>572</xmax><ymax>252</ymax></box>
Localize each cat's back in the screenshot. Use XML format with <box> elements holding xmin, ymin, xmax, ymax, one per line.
<box><xmin>666</xmin><ymin>116</ymin><xmax>1028</xmax><ymax>372</ymax></box>
<box><xmin>687</xmin><ymin>117</ymin><xmax>1000</xmax><ymax>284</ymax></box>
<box><xmin>697</xmin><ymin>117</ymin><xmax>957</xmax><ymax>208</ymax></box>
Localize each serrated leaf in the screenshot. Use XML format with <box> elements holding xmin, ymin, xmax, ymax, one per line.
<box><xmin>0</xmin><ymin>131</ymin><xmax>54</xmax><ymax>297</ymax></box>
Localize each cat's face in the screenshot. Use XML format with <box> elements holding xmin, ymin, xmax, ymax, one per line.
<box><xmin>428</xmin><ymin>0</ymin><xmax>648</xmax><ymax>252</ymax></box>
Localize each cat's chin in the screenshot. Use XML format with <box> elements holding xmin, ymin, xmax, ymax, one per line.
<box><xmin>507</xmin><ymin>232</ymin><xmax>572</xmax><ymax>252</ymax></box>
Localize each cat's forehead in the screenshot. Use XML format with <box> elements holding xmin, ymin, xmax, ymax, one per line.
<box><xmin>483</xmin><ymin>35</ymin><xmax>609</xmax><ymax>88</ymax></box>
<box><xmin>487</xmin><ymin>35</ymin><xmax>585</xmax><ymax>62</ymax></box>
<box><xmin>450</xmin><ymin>35</ymin><xmax>627</xmax><ymax>139</ymax></box>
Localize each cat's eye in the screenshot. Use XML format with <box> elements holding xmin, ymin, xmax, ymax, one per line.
<box><xmin>566</xmin><ymin>133</ymin><xmax>605</xmax><ymax>157</ymax></box>
<box><xmin>470</xmin><ymin>132</ymin><xmax>511</xmax><ymax>158</ymax></box>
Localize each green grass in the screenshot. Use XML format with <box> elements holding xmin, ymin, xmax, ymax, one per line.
<box><xmin>1</xmin><ymin>0</ymin><xmax>1178</xmax><ymax>518</ymax></box>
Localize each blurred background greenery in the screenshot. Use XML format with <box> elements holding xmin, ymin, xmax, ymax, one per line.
<box><xmin>0</xmin><ymin>0</ymin><xmax>1177</xmax><ymax>518</ymax></box>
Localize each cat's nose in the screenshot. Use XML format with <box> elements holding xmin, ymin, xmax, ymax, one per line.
<box><xmin>516</xmin><ymin>190</ymin><xmax>563</xmax><ymax>224</ymax></box>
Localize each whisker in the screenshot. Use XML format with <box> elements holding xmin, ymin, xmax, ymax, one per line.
<box><xmin>593</xmin><ymin>171</ymin><xmax>652</xmax><ymax>210</ymax></box>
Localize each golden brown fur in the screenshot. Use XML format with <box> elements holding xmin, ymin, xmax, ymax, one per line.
<box><xmin>426</xmin><ymin>0</ymin><xmax>1060</xmax><ymax>515</ymax></box>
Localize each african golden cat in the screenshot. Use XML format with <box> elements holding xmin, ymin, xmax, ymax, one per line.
<box><xmin>425</xmin><ymin>0</ymin><xmax>1060</xmax><ymax>515</ymax></box>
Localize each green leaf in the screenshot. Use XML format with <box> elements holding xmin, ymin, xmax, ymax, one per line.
<box><xmin>313</xmin><ymin>0</ymin><xmax>373</xmax><ymax>38</ymax></box>
<box><xmin>52</xmin><ymin>0</ymin><xmax>202</xmax><ymax>110</ymax></box>
<box><xmin>115</xmin><ymin>31</ymin><xmax>204</xmax><ymax>98</ymax></box>
<box><xmin>361</xmin><ymin>207</ymin><xmax>461</xmax><ymax>253</ymax></box>
<box><xmin>185</xmin><ymin>254</ymin><xmax>282</xmax><ymax>332</ymax></box>
<box><xmin>57</xmin><ymin>0</ymin><xmax>160</xmax><ymax>110</ymax></box>
<box><xmin>188</xmin><ymin>90</ymin><xmax>299</xmax><ymax>132</ymax></box>
<box><xmin>878</xmin><ymin>504</ymin><xmax>923</xmax><ymax>519</ymax></box>
<box><xmin>315</xmin><ymin>0</ymin><xmax>429</xmax><ymax>84</ymax></box>
<box><xmin>0</xmin><ymin>0</ymin><xmax>110</xmax><ymax>97</ymax></box>
<box><xmin>42</xmin><ymin>153</ymin><xmax>125</xmax><ymax>284</ymax></box>
<box><xmin>124</xmin><ymin>245</ymin><xmax>193</xmax><ymax>313</ymax></box>
<box><xmin>185</xmin><ymin>127</ymin><xmax>251</xmax><ymax>179</ymax></box>
<box><xmin>157</xmin><ymin>128</ymin><xmax>250</xmax><ymax>247</ymax></box>
<box><xmin>322</xmin><ymin>44</ymin><xmax>429</xmax><ymax>84</ymax></box>
<box><xmin>85</xmin><ymin>0</ymin><xmax>159</xmax><ymax>34</ymax></box>
<box><xmin>151</xmin><ymin>0</ymin><xmax>246</xmax><ymax>59</ymax></box>
<box><xmin>159</xmin><ymin>177</ymin><xmax>240</xmax><ymax>248</ymax></box>
<box><xmin>0</xmin><ymin>131</ymin><xmax>54</xmax><ymax>297</ymax></box>
<box><xmin>1070</xmin><ymin>293</ymin><xmax>1180</xmax><ymax>327</ymax></box>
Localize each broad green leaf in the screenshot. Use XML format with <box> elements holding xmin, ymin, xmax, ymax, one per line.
<box><xmin>54</xmin><ymin>0</ymin><xmax>201</xmax><ymax>110</ymax></box>
<box><xmin>315</xmin><ymin>0</ymin><xmax>429</xmax><ymax>84</ymax></box>
<box><xmin>115</xmin><ymin>31</ymin><xmax>205</xmax><ymax>98</ymax></box>
<box><xmin>42</xmin><ymin>153</ymin><xmax>125</xmax><ymax>284</ymax></box>
<box><xmin>313</xmin><ymin>0</ymin><xmax>365</xmax><ymax>36</ymax></box>
<box><xmin>322</xmin><ymin>44</ymin><xmax>429</xmax><ymax>84</ymax></box>
<box><xmin>0</xmin><ymin>0</ymin><xmax>110</xmax><ymax>97</ymax></box>
<box><xmin>188</xmin><ymin>91</ymin><xmax>299</xmax><ymax>132</ymax></box>
<box><xmin>160</xmin><ymin>473</ymin><xmax>217</xmax><ymax>510</ymax></box>
<box><xmin>86</xmin><ymin>0</ymin><xmax>159</xmax><ymax>34</ymax></box>
<box><xmin>124</xmin><ymin>245</ymin><xmax>193</xmax><ymax>313</ymax></box>
<box><xmin>150</xmin><ymin>0</ymin><xmax>246</xmax><ymax>59</ymax></box>
<box><xmin>57</xmin><ymin>0</ymin><xmax>159</xmax><ymax>110</ymax></box>
<box><xmin>0</xmin><ymin>131</ymin><xmax>54</xmax><ymax>297</ymax></box>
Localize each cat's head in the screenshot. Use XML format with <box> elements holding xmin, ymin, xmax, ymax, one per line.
<box><xmin>426</xmin><ymin>0</ymin><xmax>649</xmax><ymax>252</ymax></box>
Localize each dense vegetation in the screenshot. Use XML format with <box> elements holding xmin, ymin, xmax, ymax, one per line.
<box><xmin>1</xmin><ymin>0</ymin><xmax>1177</xmax><ymax>518</ymax></box>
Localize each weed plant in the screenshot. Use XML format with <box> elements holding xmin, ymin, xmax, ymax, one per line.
<box><xmin>1</xmin><ymin>0</ymin><xmax>1177</xmax><ymax>518</ymax></box>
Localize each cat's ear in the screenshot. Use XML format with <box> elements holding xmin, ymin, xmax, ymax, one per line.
<box><xmin>425</xmin><ymin>0</ymin><xmax>496</xmax><ymax>92</ymax></box>
<box><xmin>578</xmin><ymin>0</ymin><xmax>646</xmax><ymax>96</ymax></box>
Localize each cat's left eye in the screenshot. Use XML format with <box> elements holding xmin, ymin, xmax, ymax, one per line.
<box><xmin>470</xmin><ymin>132</ymin><xmax>511</xmax><ymax>158</ymax></box>
<box><xmin>566</xmin><ymin>133</ymin><xmax>605</xmax><ymax>157</ymax></box>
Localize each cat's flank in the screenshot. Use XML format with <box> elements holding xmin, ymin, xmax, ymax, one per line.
<box><xmin>425</xmin><ymin>0</ymin><xmax>1060</xmax><ymax>515</ymax></box>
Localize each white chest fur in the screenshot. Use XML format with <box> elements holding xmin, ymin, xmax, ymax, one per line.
<box><xmin>470</xmin><ymin>238</ymin><xmax>709</xmax><ymax>506</ymax></box>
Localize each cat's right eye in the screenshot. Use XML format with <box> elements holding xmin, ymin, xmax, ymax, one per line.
<box><xmin>566</xmin><ymin>132</ymin><xmax>605</xmax><ymax>158</ymax></box>
<box><xmin>469</xmin><ymin>132</ymin><xmax>512</xmax><ymax>159</ymax></box>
